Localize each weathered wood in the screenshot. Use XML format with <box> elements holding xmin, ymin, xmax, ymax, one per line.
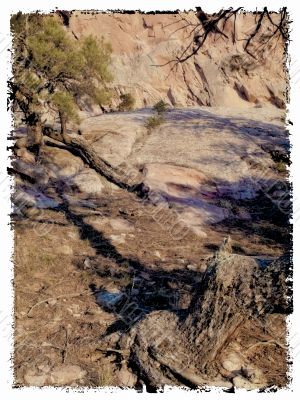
<box><xmin>60</xmin><ymin>133</ymin><xmax>144</xmax><ymax>194</ymax></box>
<box><xmin>122</xmin><ymin>239</ymin><xmax>291</xmax><ymax>387</ymax></box>
<box><xmin>183</xmin><ymin>239</ymin><xmax>291</xmax><ymax>371</ymax></box>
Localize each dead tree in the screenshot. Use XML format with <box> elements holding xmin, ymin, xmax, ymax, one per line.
<box><xmin>158</xmin><ymin>7</ymin><xmax>289</xmax><ymax>69</ymax></box>
<box><xmin>118</xmin><ymin>239</ymin><xmax>291</xmax><ymax>388</ymax></box>
<box><xmin>61</xmin><ymin>133</ymin><xmax>144</xmax><ymax>193</ymax></box>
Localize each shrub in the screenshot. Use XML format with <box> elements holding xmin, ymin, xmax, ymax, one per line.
<box><xmin>119</xmin><ymin>93</ymin><xmax>135</xmax><ymax>111</ymax></box>
<box><xmin>145</xmin><ymin>115</ymin><xmax>165</xmax><ymax>131</ymax></box>
<box><xmin>275</xmin><ymin>161</ymin><xmax>287</xmax><ymax>173</ymax></box>
<box><xmin>153</xmin><ymin>100</ymin><xmax>168</xmax><ymax>114</ymax></box>
<box><xmin>11</xmin><ymin>15</ymin><xmax>113</xmax><ymax>138</ymax></box>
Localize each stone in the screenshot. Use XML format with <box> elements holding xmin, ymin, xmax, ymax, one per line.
<box><xmin>15</xmin><ymin>137</ymin><xmax>28</xmax><ymax>149</ymax></box>
<box><xmin>23</xmin><ymin>207</ymin><xmax>39</xmax><ymax>218</ymax></box>
<box><xmin>67</xmin><ymin>231</ymin><xmax>80</xmax><ymax>240</ymax></box>
<box><xmin>109</xmin><ymin>218</ymin><xmax>135</xmax><ymax>232</ymax></box>
<box><xmin>221</xmin><ymin>353</ymin><xmax>242</xmax><ymax>372</ymax></box>
<box><xmin>16</xmin><ymin>148</ymin><xmax>36</xmax><ymax>164</ymax></box>
<box><xmin>96</xmin><ymin>289</ymin><xmax>124</xmax><ymax>309</ymax></box>
<box><xmin>83</xmin><ymin>216</ymin><xmax>134</xmax><ymax>234</ymax></box>
<box><xmin>234</xmin><ymin>82</ymin><xmax>257</xmax><ymax>103</ymax></box>
<box><xmin>143</xmin><ymin>163</ymin><xmax>207</xmax><ymax>196</ymax></box>
<box><xmin>13</xmin><ymin>188</ymin><xmax>36</xmax><ymax>209</ymax></box>
<box><xmin>12</xmin><ymin>158</ymin><xmax>45</xmax><ymax>180</ymax></box>
<box><xmin>69</xmin><ymin>12</ymin><xmax>285</xmax><ymax>108</ymax></box>
<box><xmin>233</xmin><ymin>376</ymin><xmax>261</xmax><ymax>390</ymax></box>
<box><xmin>72</xmin><ymin>169</ymin><xmax>105</xmax><ymax>196</ymax></box>
<box><xmin>83</xmin><ymin>258</ymin><xmax>92</xmax><ymax>269</ymax></box>
<box><xmin>24</xmin><ymin>371</ymin><xmax>48</xmax><ymax>386</ymax></box>
<box><xmin>47</xmin><ymin>299</ymin><xmax>57</xmax><ymax>306</ymax></box>
<box><xmin>242</xmin><ymin>366</ymin><xmax>265</xmax><ymax>384</ymax></box>
<box><xmin>42</xmin><ymin>146</ymin><xmax>84</xmax><ymax>178</ymax></box>
<box><xmin>116</xmin><ymin>366</ymin><xmax>137</xmax><ymax>387</ymax></box>
<box><xmin>186</xmin><ymin>264</ymin><xmax>197</xmax><ymax>271</ymax></box>
<box><xmin>37</xmin><ymin>364</ymin><xmax>51</xmax><ymax>373</ymax></box>
<box><xmin>50</xmin><ymin>365</ymin><xmax>86</xmax><ymax>385</ymax></box>
<box><xmin>110</xmin><ymin>234</ymin><xmax>126</xmax><ymax>245</ymax></box>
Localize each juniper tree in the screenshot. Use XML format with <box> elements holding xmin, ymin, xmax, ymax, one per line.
<box><xmin>10</xmin><ymin>13</ymin><xmax>113</xmax><ymax>150</ymax></box>
<box><xmin>119</xmin><ymin>93</ymin><xmax>135</xmax><ymax>111</ymax></box>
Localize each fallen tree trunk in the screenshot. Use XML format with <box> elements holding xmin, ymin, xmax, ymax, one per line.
<box><xmin>45</xmin><ymin>131</ymin><xmax>145</xmax><ymax>195</ymax></box>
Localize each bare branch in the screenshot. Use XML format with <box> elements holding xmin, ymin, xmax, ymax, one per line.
<box><xmin>154</xmin><ymin>7</ymin><xmax>289</xmax><ymax>69</ymax></box>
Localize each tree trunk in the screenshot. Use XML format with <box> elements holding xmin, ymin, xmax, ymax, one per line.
<box><xmin>59</xmin><ymin>111</ymin><xmax>68</xmax><ymax>144</ymax></box>
<box><xmin>121</xmin><ymin>239</ymin><xmax>291</xmax><ymax>387</ymax></box>
<box><xmin>26</xmin><ymin>111</ymin><xmax>43</xmax><ymax>159</ymax></box>
<box><xmin>48</xmin><ymin>130</ymin><xmax>144</xmax><ymax>194</ymax></box>
<box><xmin>10</xmin><ymin>81</ymin><xmax>44</xmax><ymax>159</ymax></box>
<box><xmin>182</xmin><ymin>240</ymin><xmax>291</xmax><ymax>372</ymax></box>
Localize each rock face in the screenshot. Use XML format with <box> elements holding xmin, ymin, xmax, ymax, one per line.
<box><xmin>72</xmin><ymin>169</ymin><xmax>107</xmax><ymax>196</ymax></box>
<box><xmin>13</xmin><ymin>105</ymin><xmax>289</xmax><ymax>254</ymax></box>
<box><xmin>42</xmin><ymin>146</ymin><xmax>84</xmax><ymax>178</ymax></box>
<box><xmin>143</xmin><ymin>163</ymin><xmax>207</xmax><ymax>195</ymax></box>
<box><xmin>78</xmin><ymin>106</ymin><xmax>288</xmax><ymax>241</ymax></box>
<box><xmin>68</xmin><ymin>11</ymin><xmax>287</xmax><ymax>110</ymax></box>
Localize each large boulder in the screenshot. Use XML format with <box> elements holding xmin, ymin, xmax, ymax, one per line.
<box><xmin>71</xmin><ymin>169</ymin><xmax>115</xmax><ymax>197</ymax></box>
<box><xmin>42</xmin><ymin>146</ymin><xmax>84</xmax><ymax>178</ymax></box>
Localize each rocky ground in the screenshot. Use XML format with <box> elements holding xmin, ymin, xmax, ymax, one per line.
<box><xmin>12</xmin><ymin>106</ymin><xmax>290</xmax><ymax>389</ymax></box>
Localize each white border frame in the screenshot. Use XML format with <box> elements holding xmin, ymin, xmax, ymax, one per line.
<box><xmin>1</xmin><ymin>1</ymin><xmax>299</xmax><ymax>399</ymax></box>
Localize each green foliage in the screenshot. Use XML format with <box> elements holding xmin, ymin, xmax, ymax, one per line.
<box><xmin>21</xmin><ymin>71</ymin><xmax>42</xmax><ymax>92</ymax></box>
<box><xmin>27</xmin><ymin>18</ymin><xmax>83</xmax><ymax>81</ymax></box>
<box><xmin>10</xmin><ymin>14</ymin><xmax>113</xmax><ymax>130</ymax></box>
<box><xmin>93</xmin><ymin>87</ymin><xmax>112</xmax><ymax>106</ymax></box>
<box><xmin>145</xmin><ymin>115</ymin><xmax>165</xmax><ymax>131</ymax></box>
<box><xmin>50</xmin><ymin>92</ymin><xmax>80</xmax><ymax>124</ymax></box>
<box><xmin>153</xmin><ymin>100</ymin><xmax>168</xmax><ymax>114</ymax></box>
<box><xmin>81</xmin><ymin>35</ymin><xmax>113</xmax><ymax>83</ymax></box>
<box><xmin>275</xmin><ymin>161</ymin><xmax>287</xmax><ymax>173</ymax></box>
<box><xmin>11</xmin><ymin>12</ymin><xmax>42</xmax><ymax>38</ymax></box>
<box><xmin>119</xmin><ymin>93</ymin><xmax>135</xmax><ymax>111</ymax></box>
<box><xmin>144</xmin><ymin>100</ymin><xmax>168</xmax><ymax>131</ymax></box>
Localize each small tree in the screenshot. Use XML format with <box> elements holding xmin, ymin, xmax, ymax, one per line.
<box><xmin>145</xmin><ymin>115</ymin><xmax>165</xmax><ymax>131</ymax></box>
<box><xmin>10</xmin><ymin>14</ymin><xmax>113</xmax><ymax>149</ymax></box>
<box><xmin>144</xmin><ymin>100</ymin><xmax>168</xmax><ymax>132</ymax></box>
<box><xmin>153</xmin><ymin>100</ymin><xmax>168</xmax><ymax>114</ymax></box>
<box><xmin>119</xmin><ymin>93</ymin><xmax>135</xmax><ymax>111</ymax></box>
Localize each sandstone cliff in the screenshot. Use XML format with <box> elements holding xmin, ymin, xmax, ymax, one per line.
<box><xmin>68</xmin><ymin>11</ymin><xmax>287</xmax><ymax>109</ymax></box>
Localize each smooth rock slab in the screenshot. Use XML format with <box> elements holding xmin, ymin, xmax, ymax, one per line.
<box><xmin>72</xmin><ymin>169</ymin><xmax>106</xmax><ymax>196</ymax></box>
<box><xmin>42</xmin><ymin>146</ymin><xmax>84</xmax><ymax>178</ymax></box>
